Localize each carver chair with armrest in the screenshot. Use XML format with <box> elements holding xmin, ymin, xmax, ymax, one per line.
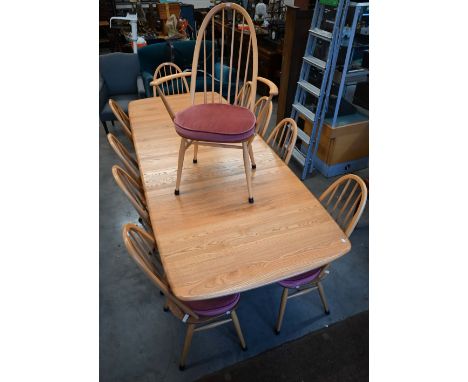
<box><xmin>122</xmin><ymin>223</ymin><xmax>247</xmax><ymax>370</ymax></box>
<box><xmin>274</xmin><ymin>174</ymin><xmax>368</xmax><ymax>334</ymax></box>
<box><xmin>151</xmin><ymin>3</ymin><xmax>258</xmax><ymax>203</ymax></box>
<box><xmin>152</xmin><ymin>62</ymin><xmax>189</xmax><ymax>97</ymax></box>
<box><xmin>113</xmin><ymin>166</ymin><xmax>152</xmax><ymax>233</ymax></box>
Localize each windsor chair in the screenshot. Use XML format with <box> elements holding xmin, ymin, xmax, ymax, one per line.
<box><xmin>112</xmin><ymin>166</ymin><xmax>152</xmax><ymax>232</ymax></box>
<box><xmin>109</xmin><ymin>98</ymin><xmax>133</xmax><ymax>142</ymax></box>
<box><xmin>265</xmin><ymin>118</ymin><xmax>298</xmax><ymax>165</ymax></box>
<box><xmin>152</xmin><ymin>62</ymin><xmax>189</xmax><ymax>97</ymax></box>
<box><xmin>122</xmin><ymin>223</ymin><xmax>247</xmax><ymax>370</ymax></box>
<box><xmin>107</xmin><ymin>133</ymin><xmax>140</xmax><ymax>184</ymax></box>
<box><xmin>274</xmin><ymin>174</ymin><xmax>368</xmax><ymax>333</ymax></box>
<box><xmin>151</xmin><ymin>3</ymin><xmax>259</xmax><ymax>203</ymax></box>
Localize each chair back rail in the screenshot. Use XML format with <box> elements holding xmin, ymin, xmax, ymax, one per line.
<box><xmin>109</xmin><ymin>99</ymin><xmax>132</xmax><ymax>141</ymax></box>
<box><xmin>112</xmin><ymin>166</ymin><xmax>151</xmax><ymax>230</ymax></box>
<box><xmin>107</xmin><ymin>134</ymin><xmax>140</xmax><ymax>183</ymax></box>
<box><xmin>266</xmin><ymin>118</ymin><xmax>298</xmax><ymax>165</ymax></box>
<box><xmin>253</xmin><ymin>96</ymin><xmax>272</xmax><ymax>136</ymax></box>
<box><xmin>153</xmin><ymin>62</ymin><xmax>189</xmax><ymax>97</ymax></box>
<box><xmin>189</xmin><ymin>3</ymin><xmax>258</xmax><ymax>110</ymax></box>
<box><xmin>319</xmin><ymin>174</ymin><xmax>368</xmax><ymax>237</ymax></box>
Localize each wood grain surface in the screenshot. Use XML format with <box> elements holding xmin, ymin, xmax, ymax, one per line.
<box><xmin>129</xmin><ymin>93</ymin><xmax>351</xmax><ymax>301</ymax></box>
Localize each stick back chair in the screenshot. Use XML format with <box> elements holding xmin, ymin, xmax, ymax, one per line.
<box><xmin>274</xmin><ymin>174</ymin><xmax>368</xmax><ymax>334</ymax></box>
<box><xmin>265</xmin><ymin>118</ymin><xmax>298</xmax><ymax>165</ymax></box>
<box><xmin>112</xmin><ymin>166</ymin><xmax>152</xmax><ymax>232</ymax></box>
<box><xmin>152</xmin><ymin>62</ymin><xmax>189</xmax><ymax>97</ymax></box>
<box><xmin>108</xmin><ymin>98</ymin><xmax>133</xmax><ymax>142</ymax></box>
<box><xmin>151</xmin><ymin>3</ymin><xmax>259</xmax><ymax>203</ymax></box>
<box><xmin>107</xmin><ymin>133</ymin><xmax>140</xmax><ymax>184</ymax></box>
<box><xmin>122</xmin><ymin>223</ymin><xmax>247</xmax><ymax>370</ymax></box>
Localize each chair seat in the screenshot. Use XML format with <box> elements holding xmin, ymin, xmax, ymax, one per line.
<box><xmin>174</xmin><ymin>103</ymin><xmax>256</xmax><ymax>143</ymax></box>
<box><xmin>185</xmin><ymin>293</ymin><xmax>240</xmax><ymax>317</ymax></box>
<box><xmin>100</xmin><ymin>94</ymin><xmax>139</xmax><ymax>122</ymax></box>
<box><xmin>278</xmin><ymin>267</ymin><xmax>323</xmax><ymax>289</ymax></box>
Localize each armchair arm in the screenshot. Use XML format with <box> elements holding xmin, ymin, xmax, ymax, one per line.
<box><xmin>137</xmin><ymin>75</ymin><xmax>146</xmax><ymax>99</ymax></box>
<box><xmin>257</xmin><ymin>76</ymin><xmax>279</xmax><ymax>100</ymax></box>
<box><xmin>150</xmin><ymin>72</ymin><xmax>192</xmax><ymax>120</ymax></box>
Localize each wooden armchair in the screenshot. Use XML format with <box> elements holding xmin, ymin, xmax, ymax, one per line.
<box><xmin>150</xmin><ymin>3</ymin><xmax>259</xmax><ymax>203</ymax></box>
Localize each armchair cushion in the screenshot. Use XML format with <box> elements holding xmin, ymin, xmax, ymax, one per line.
<box><xmin>100</xmin><ymin>94</ymin><xmax>139</xmax><ymax>122</ymax></box>
<box><xmin>99</xmin><ymin>53</ymin><xmax>141</xmax><ymax>96</ymax></box>
<box><xmin>174</xmin><ymin>103</ymin><xmax>255</xmax><ymax>143</ymax></box>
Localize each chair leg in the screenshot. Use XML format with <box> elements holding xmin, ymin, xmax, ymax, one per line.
<box><xmin>231</xmin><ymin>310</ymin><xmax>247</xmax><ymax>350</ymax></box>
<box><xmin>248</xmin><ymin>142</ymin><xmax>256</xmax><ymax>170</ymax></box>
<box><xmin>111</xmin><ymin>120</ymin><xmax>115</xmax><ymax>126</ymax></box>
<box><xmin>275</xmin><ymin>288</ymin><xmax>289</xmax><ymax>334</ymax></box>
<box><xmin>175</xmin><ymin>138</ymin><xmax>187</xmax><ymax>195</ymax></box>
<box><xmin>193</xmin><ymin>143</ymin><xmax>198</xmax><ymax>163</ymax></box>
<box><xmin>179</xmin><ymin>324</ymin><xmax>195</xmax><ymax>370</ymax></box>
<box><xmin>101</xmin><ymin>120</ymin><xmax>109</xmax><ymax>135</ymax></box>
<box><xmin>242</xmin><ymin>141</ymin><xmax>254</xmax><ymax>204</ymax></box>
<box><xmin>317</xmin><ymin>281</ymin><xmax>330</xmax><ymax>315</ymax></box>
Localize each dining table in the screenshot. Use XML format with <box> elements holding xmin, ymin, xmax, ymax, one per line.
<box><xmin>128</xmin><ymin>92</ymin><xmax>351</xmax><ymax>301</ymax></box>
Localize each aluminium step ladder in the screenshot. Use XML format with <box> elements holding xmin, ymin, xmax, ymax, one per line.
<box><xmin>290</xmin><ymin>0</ymin><xmax>351</xmax><ymax>180</ymax></box>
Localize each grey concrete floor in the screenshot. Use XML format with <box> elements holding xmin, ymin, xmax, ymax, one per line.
<box><xmin>99</xmin><ymin>111</ymin><xmax>369</xmax><ymax>382</ymax></box>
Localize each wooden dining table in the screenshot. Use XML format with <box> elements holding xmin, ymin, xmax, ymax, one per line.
<box><xmin>129</xmin><ymin>93</ymin><xmax>351</xmax><ymax>301</ymax></box>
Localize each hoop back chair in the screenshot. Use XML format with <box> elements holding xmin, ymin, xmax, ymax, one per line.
<box><xmin>265</xmin><ymin>118</ymin><xmax>298</xmax><ymax>165</ymax></box>
<box><xmin>107</xmin><ymin>134</ymin><xmax>140</xmax><ymax>184</ymax></box>
<box><xmin>122</xmin><ymin>223</ymin><xmax>247</xmax><ymax>370</ymax></box>
<box><xmin>152</xmin><ymin>62</ymin><xmax>189</xmax><ymax>97</ymax></box>
<box><xmin>108</xmin><ymin>99</ymin><xmax>132</xmax><ymax>142</ymax></box>
<box><xmin>274</xmin><ymin>174</ymin><xmax>368</xmax><ymax>334</ymax></box>
<box><xmin>151</xmin><ymin>3</ymin><xmax>259</xmax><ymax>203</ymax></box>
<box><xmin>112</xmin><ymin>166</ymin><xmax>152</xmax><ymax>232</ymax></box>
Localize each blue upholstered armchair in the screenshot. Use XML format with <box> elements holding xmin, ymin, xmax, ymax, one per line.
<box><xmin>99</xmin><ymin>53</ymin><xmax>145</xmax><ymax>134</ymax></box>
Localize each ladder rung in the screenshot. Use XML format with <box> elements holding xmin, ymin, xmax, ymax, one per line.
<box><xmin>296</xmin><ymin>128</ymin><xmax>310</xmax><ymax>145</ymax></box>
<box><xmin>298</xmin><ymin>80</ymin><xmax>321</xmax><ymax>98</ymax></box>
<box><xmin>292</xmin><ymin>148</ymin><xmax>306</xmax><ymax>166</ymax></box>
<box><xmin>303</xmin><ymin>55</ymin><xmax>327</xmax><ymax>70</ymax></box>
<box><xmin>309</xmin><ymin>28</ymin><xmax>332</xmax><ymax>41</ymax></box>
<box><xmin>293</xmin><ymin>103</ymin><xmax>315</xmax><ymax>124</ymax></box>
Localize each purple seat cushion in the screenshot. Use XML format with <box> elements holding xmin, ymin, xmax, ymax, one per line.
<box><xmin>278</xmin><ymin>267</ymin><xmax>323</xmax><ymax>289</ymax></box>
<box><xmin>174</xmin><ymin>103</ymin><xmax>256</xmax><ymax>143</ymax></box>
<box><xmin>185</xmin><ymin>293</ymin><xmax>240</xmax><ymax>317</ymax></box>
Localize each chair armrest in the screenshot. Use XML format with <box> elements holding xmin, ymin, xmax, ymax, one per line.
<box><xmin>141</xmin><ymin>71</ymin><xmax>154</xmax><ymax>97</ymax></box>
<box><xmin>150</xmin><ymin>72</ymin><xmax>192</xmax><ymax>120</ymax></box>
<box><xmin>137</xmin><ymin>75</ymin><xmax>146</xmax><ymax>98</ymax></box>
<box><xmin>258</xmin><ymin>76</ymin><xmax>279</xmax><ymax>100</ymax></box>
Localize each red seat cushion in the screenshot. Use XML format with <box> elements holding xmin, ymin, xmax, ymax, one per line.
<box><xmin>185</xmin><ymin>293</ymin><xmax>240</xmax><ymax>317</ymax></box>
<box><xmin>278</xmin><ymin>267</ymin><xmax>323</xmax><ymax>289</ymax></box>
<box><xmin>174</xmin><ymin>103</ymin><xmax>256</xmax><ymax>143</ymax></box>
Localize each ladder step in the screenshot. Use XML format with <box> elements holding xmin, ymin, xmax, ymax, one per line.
<box><xmin>309</xmin><ymin>28</ymin><xmax>332</xmax><ymax>41</ymax></box>
<box><xmin>292</xmin><ymin>148</ymin><xmax>306</xmax><ymax>166</ymax></box>
<box><xmin>298</xmin><ymin>80</ymin><xmax>321</xmax><ymax>98</ymax></box>
<box><xmin>296</xmin><ymin>128</ymin><xmax>310</xmax><ymax>145</ymax></box>
<box><xmin>303</xmin><ymin>55</ymin><xmax>327</xmax><ymax>70</ymax></box>
<box><xmin>293</xmin><ymin>103</ymin><xmax>315</xmax><ymax>124</ymax></box>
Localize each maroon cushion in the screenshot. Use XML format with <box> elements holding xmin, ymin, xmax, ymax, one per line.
<box><xmin>185</xmin><ymin>293</ymin><xmax>240</xmax><ymax>317</ymax></box>
<box><xmin>278</xmin><ymin>267</ymin><xmax>323</xmax><ymax>289</ymax></box>
<box><xmin>174</xmin><ymin>103</ymin><xmax>256</xmax><ymax>143</ymax></box>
